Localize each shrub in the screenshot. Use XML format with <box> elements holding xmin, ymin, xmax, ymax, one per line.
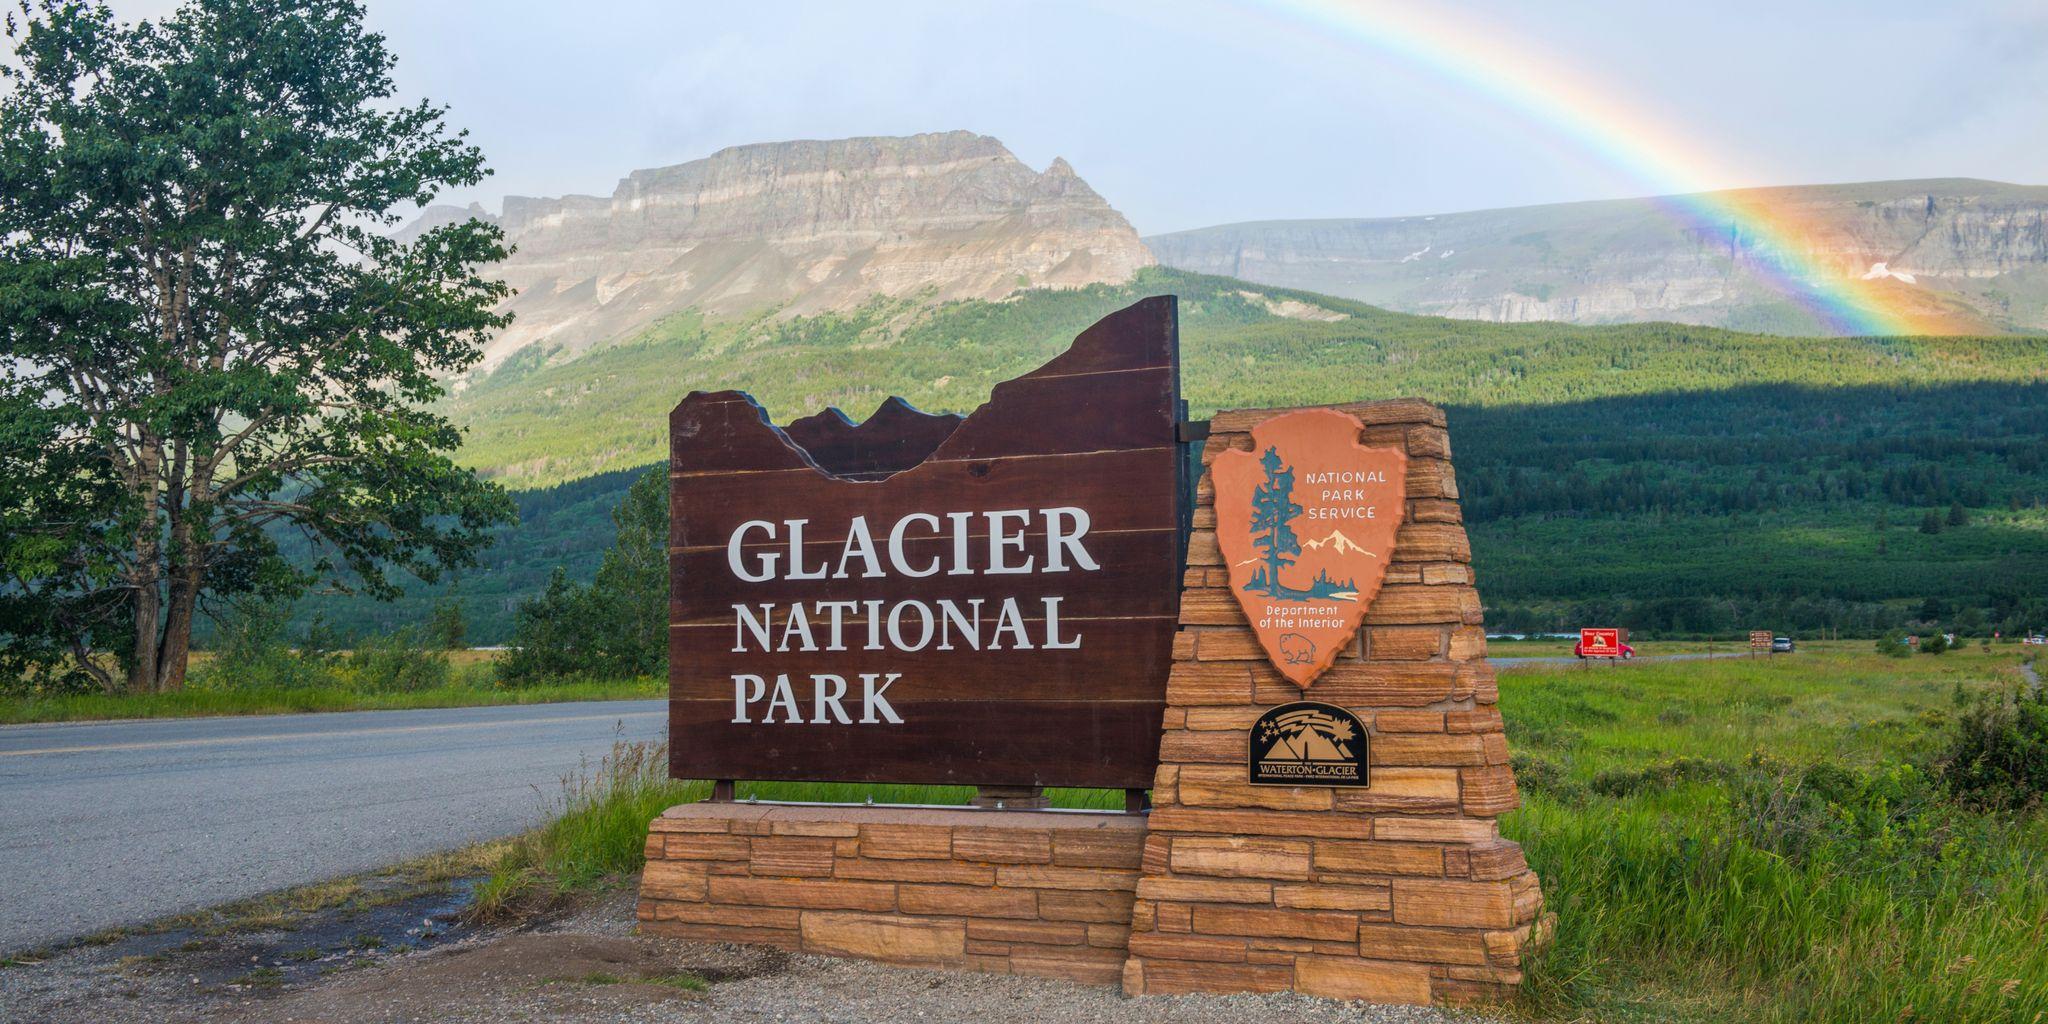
<box><xmin>191</xmin><ymin>602</ymin><xmax>462</xmax><ymax>694</ymax></box>
<box><xmin>1875</xmin><ymin>631</ymin><xmax>1913</xmax><ymax>658</ymax></box>
<box><xmin>193</xmin><ymin>601</ymin><xmax>339</xmax><ymax>691</ymax></box>
<box><xmin>1590</xmin><ymin>756</ymin><xmax>1740</xmax><ymax>797</ymax></box>
<box><xmin>1509</xmin><ymin>752</ymin><xmax>1580</xmax><ymax>800</ymax></box>
<box><xmin>1729</xmin><ymin>757</ymin><xmax>1995</xmax><ymax>883</ymax></box>
<box><xmin>340</xmin><ymin>629</ymin><xmax>452</xmax><ymax>693</ymax></box>
<box><xmin>1922</xmin><ymin>632</ymin><xmax>1951</xmax><ymax>655</ymax></box>
<box><xmin>1937</xmin><ymin>685</ymin><xmax>2048</xmax><ymax>812</ymax></box>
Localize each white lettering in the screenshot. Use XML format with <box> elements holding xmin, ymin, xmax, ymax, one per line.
<box><xmin>812</xmin><ymin>673</ymin><xmax>852</xmax><ymax>724</ymax></box>
<box><xmin>818</xmin><ymin>601</ymin><xmax>858</xmax><ymax>650</ymax></box>
<box><xmin>733</xmin><ymin>604</ymin><xmax>772</xmax><ymax>652</ymax></box>
<box><xmin>946</xmin><ymin>511</ymin><xmax>974</xmax><ymax>576</ymax></box>
<box><xmin>763</xmin><ymin>674</ymin><xmax>803</xmax><ymax>723</ymax></box>
<box><xmin>937</xmin><ymin>599</ymin><xmax>983</xmax><ymax>651</ymax></box>
<box><xmin>778</xmin><ymin>604</ymin><xmax>817</xmax><ymax>652</ymax></box>
<box><xmin>1042</xmin><ymin>596</ymin><xmax>1081</xmax><ymax>649</ymax></box>
<box><xmin>785</xmin><ymin>519</ymin><xmax>827</xmax><ymax>580</ymax></box>
<box><xmin>861</xmin><ymin>672</ymin><xmax>904</xmax><ymax>724</ymax></box>
<box><xmin>990</xmin><ymin>597</ymin><xmax>1034</xmax><ymax>650</ymax></box>
<box><xmin>1043</xmin><ymin>507</ymin><xmax>1099</xmax><ymax>572</ymax></box>
<box><xmin>835</xmin><ymin>516</ymin><xmax>883</xmax><ymax>578</ymax></box>
<box><xmin>727</xmin><ymin>521</ymin><xmax>778</xmax><ymax>582</ymax></box>
<box><xmin>888</xmin><ymin>512</ymin><xmax>942</xmax><ymax>577</ymax></box>
<box><xmin>987</xmin><ymin>509</ymin><xmax>1034</xmax><ymax>574</ymax></box>
<box><xmin>887</xmin><ymin>600</ymin><xmax>935</xmax><ymax>651</ymax></box>
<box><xmin>731</xmin><ymin>674</ymin><xmax>766</xmax><ymax>722</ymax></box>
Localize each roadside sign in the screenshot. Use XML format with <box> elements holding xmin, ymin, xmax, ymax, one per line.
<box><xmin>1749</xmin><ymin>630</ymin><xmax>1773</xmax><ymax>652</ymax></box>
<box><xmin>666</xmin><ymin>298</ymin><xmax>1180</xmax><ymax>790</ymax></box>
<box><xmin>1579</xmin><ymin>628</ymin><xmax>1622</xmax><ymax>658</ymax></box>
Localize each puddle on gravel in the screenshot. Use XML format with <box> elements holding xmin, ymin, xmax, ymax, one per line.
<box><xmin>102</xmin><ymin>877</ymin><xmax>482</xmax><ymax>994</ymax></box>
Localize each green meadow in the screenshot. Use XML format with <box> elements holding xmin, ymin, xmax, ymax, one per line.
<box><xmin>1503</xmin><ymin>646</ymin><xmax>2048</xmax><ymax>1023</ymax></box>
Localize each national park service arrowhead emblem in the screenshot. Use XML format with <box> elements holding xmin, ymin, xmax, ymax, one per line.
<box><xmin>1213</xmin><ymin>409</ymin><xmax>1407</xmax><ymax>687</ymax></box>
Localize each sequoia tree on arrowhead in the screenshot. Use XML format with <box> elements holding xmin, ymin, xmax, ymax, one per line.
<box><xmin>0</xmin><ymin>0</ymin><xmax>514</xmax><ymax>693</ymax></box>
<box><xmin>1247</xmin><ymin>446</ymin><xmax>1303</xmax><ymax>598</ymax></box>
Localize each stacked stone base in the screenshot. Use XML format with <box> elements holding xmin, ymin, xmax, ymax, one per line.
<box><xmin>1120</xmin><ymin>399</ymin><xmax>1546</xmax><ymax>1005</ymax></box>
<box><xmin>637</xmin><ymin>803</ymin><xmax>1144</xmax><ymax>984</ymax></box>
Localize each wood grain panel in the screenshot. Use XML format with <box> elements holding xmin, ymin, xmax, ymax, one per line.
<box><xmin>667</xmin><ymin>296</ymin><xmax>1183</xmax><ymax>789</ymax></box>
<box><xmin>670</xmin><ymin>448</ymin><xmax>1177</xmax><ymax>550</ymax></box>
<box><xmin>783</xmin><ymin>397</ymin><xmax>963</xmax><ymax>480</ymax></box>
<box><xmin>668</xmin><ymin>699</ymin><xmax>1168</xmax><ymax>788</ymax></box>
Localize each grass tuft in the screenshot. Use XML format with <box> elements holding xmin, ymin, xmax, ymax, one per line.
<box><xmin>647</xmin><ymin>971</ymin><xmax>709</xmax><ymax>991</ymax></box>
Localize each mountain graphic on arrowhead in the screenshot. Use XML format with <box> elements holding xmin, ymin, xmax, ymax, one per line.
<box><xmin>1300</xmin><ymin>528</ymin><xmax>1375</xmax><ymax>557</ymax></box>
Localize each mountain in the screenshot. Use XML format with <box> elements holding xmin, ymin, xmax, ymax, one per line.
<box><xmin>403</xmin><ymin>131</ymin><xmax>1153</xmax><ymax>372</ymax></box>
<box><xmin>1146</xmin><ymin>179</ymin><xmax>2048</xmax><ymax>335</ymax></box>
<box><xmin>293</xmin><ymin>138</ymin><xmax>2048</xmax><ymax>645</ymax></box>
<box><xmin>294</xmin><ymin>268</ymin><xmax>2048</xmax><ymax>644</ymax></box>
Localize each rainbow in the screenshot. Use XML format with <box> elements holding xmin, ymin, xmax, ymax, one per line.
<box><xmin>1207</xmin><ymin>0</ymin><xmax>1959</xmax><ymax>335</ymax></box>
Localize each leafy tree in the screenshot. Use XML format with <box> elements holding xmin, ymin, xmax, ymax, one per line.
<box><xmin>500</xmin><ymin>465</ymin><xmax>668</xmax><ymax>681</ymax></box>
<box><xmin>0</xmin><ymin>0</ymin><xmax>514</xmax><ymax>692</ymax></box>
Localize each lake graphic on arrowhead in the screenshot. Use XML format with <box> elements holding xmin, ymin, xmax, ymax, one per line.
<box><xmin>1213</xmin><ymin>409</ymin><xmax>1407</xmax><ymax>688</ymax></box>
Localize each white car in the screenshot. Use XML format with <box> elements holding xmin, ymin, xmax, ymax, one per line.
<box><xmin>2026</xmin><ymin>635</ymin><xmax>2047</xmax><ymax>645</ymax></box>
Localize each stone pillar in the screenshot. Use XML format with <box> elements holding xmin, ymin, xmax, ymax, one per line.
<box><xmin>1121</xmin><ymin>399</ymin><xmax>1545</xmax><ymax>1004</ymax></box>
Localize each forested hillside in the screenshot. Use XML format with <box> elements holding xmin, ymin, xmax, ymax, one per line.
<box><xmin>1457</xmin><ymin>383</ymin><xmax>2048</xmax><ymax>636</ymax></box>
<box><xmin>294</xmin><ymin>269</ymin><xmax>2048</xmax><ymax>642</ymax></box>
<box><xmin>447</xmin><ymin>268</ymin><xmax>2048</xmax><ymax>488</ymax></box>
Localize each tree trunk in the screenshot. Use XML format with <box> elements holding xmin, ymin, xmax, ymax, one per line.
<box><xmin>158</xmin><ymin>571</ymin><xmax>199</xmax><ymax>692</ymax></box>
<box><xmin>156</xmin><ymin>512</ymin><xmax>203</xmax><ymax>692</ymax></box>
<box><xmin>128</xmin><ymin>578</ymin><xmax>160</xmax><ymax>694</ymax></box>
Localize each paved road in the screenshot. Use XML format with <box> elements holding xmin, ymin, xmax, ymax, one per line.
<box><xmin>0</xmin><ymin>700</ymin><xmax>664</xmax><ymax>955</ymax></box>
<box><xmin>1491</xmin><ymin>651</ymin><xmax>1749</xmax><ymax>667</ymax></box>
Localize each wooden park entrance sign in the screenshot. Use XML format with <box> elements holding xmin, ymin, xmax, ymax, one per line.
<box><xmin>663</xmin><ymin>298</ymin><xmax>1180</xmax><ymax>793</ymax></box>
<box><xmin>638</xmin><ymin>297</ymin><xmax>1547</xmax><ymax>1005</ymax></box>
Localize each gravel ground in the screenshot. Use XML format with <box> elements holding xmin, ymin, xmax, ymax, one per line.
<box><xmin>1</xmin><ymin>889</ymin><xmax>1504</xmax><ymax>1024</ymax></box>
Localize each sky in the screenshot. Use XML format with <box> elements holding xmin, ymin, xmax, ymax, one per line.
<box><xmin>47</xmin><ymin>1</ymin><xmax>2048</xmax><ymax>235</ymax></box>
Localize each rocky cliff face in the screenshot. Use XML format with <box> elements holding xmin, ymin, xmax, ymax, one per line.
<box><xmin>407</xmin><ymin>132</ymin><xmax>1153</xmax><ymax>370</ymax></box>
<box><xmin>1148</xmin><ymin>179</ymin><xmax>2048</xmax><ymax>334</ymax></box>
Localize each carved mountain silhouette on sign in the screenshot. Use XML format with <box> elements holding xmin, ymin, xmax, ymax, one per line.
<box><xmin>1300</xmin><ymin>529</ymin><xmax>1374</xmax><ymax>557</ymax></box>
